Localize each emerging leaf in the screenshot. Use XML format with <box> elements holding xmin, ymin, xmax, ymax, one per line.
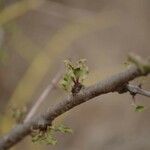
<box><xmin>44</xmin><ymin>132</ymin><xmax>57</xmax><ymax>145</ymax></box>
<box><xmin>60</xmin><ymin>59</ymin><xmax>89</xmax><ymax>91</ymax></box>
<box><xmin>59</xmin><ymin>74</ymin><xmax>73</xmax><ymax>91</ymax></box>
<box><xmin>31</xmin><ymin>130</ymin><xmax>57</xmax><ymax>145</ymax></box>
<box><xmin>135</xmin><ymin>105</ymin><xmax>144</xmax><ymax>112</ymax></box>
<box><xmin>54</xmin><ymin>124</ymin><xmax>73</xmax><ymax>134</ymax></box>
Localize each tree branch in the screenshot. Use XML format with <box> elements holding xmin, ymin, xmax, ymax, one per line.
<box><xmin>0</xmin><ymin>62</ymin><xmax>149</xmax><ymax>150</ymax></box>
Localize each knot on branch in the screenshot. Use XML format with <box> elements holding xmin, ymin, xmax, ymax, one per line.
<box><xmin>117</xmin><ymin>83</ymin><xmax>129</xmax><ymax>94</ymax></box>
<box><xmin>32</xmin><ymin>117</ymin><xmax>52</xmax><ymax>131</ymax></box>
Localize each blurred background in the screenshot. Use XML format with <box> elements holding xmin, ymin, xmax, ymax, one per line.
<box><xmin>0</xmin><ymin>0</ymin><xmax>150</xmax><ymax>149</ymax></box>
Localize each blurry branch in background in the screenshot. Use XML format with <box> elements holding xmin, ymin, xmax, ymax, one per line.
<box><xmin>0</xmin><ymin>0</ymin><xmax>43</xmax><ymax>26</ymax></box>
<box><xmin>24</xmin><ymin>71</ymin><xmax>62</xmax><ymax>123</ymax></box>
<box><xmin>5</xmin><ymin>22</ymin><xmax>41</xmax><ymax>62</ymax></box>
<box><xmin>0</xmin><ymin>54</ymin><xmax>149</xmax><ymax>150</ymax></box>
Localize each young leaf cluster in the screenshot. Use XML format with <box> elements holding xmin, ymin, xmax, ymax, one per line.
<box><xmin>60</xmin><ymin>59</ymin><xmax>89</xmax><ymax>92</ymax></box>
<box><xmin>31</xmin><ymin>124</ymin><xmax>73</xmax><ymax>145</ymax></box>
<box><xmin>31</xmin><ymin>128</ymin><xmax>57</xmax><ymax>145</ymax></box>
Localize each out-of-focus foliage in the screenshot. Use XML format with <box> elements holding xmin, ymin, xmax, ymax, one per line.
<box><xmin>10</xmin><ymin>105</ymin><xmax>27</xmax><ymax>123</ymax></box>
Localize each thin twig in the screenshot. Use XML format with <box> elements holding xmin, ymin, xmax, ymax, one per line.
<box><xmin>126</xmin><ymin>84</ymin><xmax>150</xmax><ymax>97</ymax></box>
<box><xmin>24</xmin><ymin>72</ymin><xmax>62</xmax><ymax>123</ymax></box>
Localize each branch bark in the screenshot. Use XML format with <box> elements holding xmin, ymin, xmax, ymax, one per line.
<box><xmin>0</xmin><ymin>64</ymin><xmax>149</xmax><ymax>150</ymax></box>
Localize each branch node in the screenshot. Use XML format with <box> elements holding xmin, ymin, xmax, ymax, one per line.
<box><xmin>118</xmin><ymin>83</ymin><xmax>150</xmax><ymax>98</ymax></box>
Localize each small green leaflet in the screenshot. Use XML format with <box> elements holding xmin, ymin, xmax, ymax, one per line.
<box><xmin>31</xmin><ymin>131</ymin><xmax>57</xmax><ymax>145</ymax></box>
<box><xmin>53</xmin><ymin>124</ymin><xmax>73</xmax><ymax>134</ymax></box>
<box><xmin>135</xmin><ymin>105</ymin><xmax>144</xmax><ymax>112</ymax></box>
